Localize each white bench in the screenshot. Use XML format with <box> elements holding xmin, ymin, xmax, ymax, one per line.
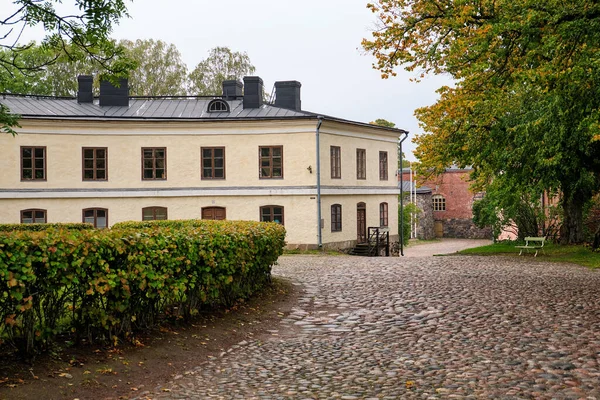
<box><xmin>515</xmin><ymin>237</ymin><xmax>546</xmax><ymax>257</ymax></box>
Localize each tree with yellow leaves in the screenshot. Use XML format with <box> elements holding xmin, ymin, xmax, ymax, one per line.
<box><xmin>363</xmin><ymin>0</ymin><xmax>600</xmax><ymax>243</ymax></box>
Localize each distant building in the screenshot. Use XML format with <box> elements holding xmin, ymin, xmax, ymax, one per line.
<box><xmin>1</xmin><ymin>76</ymin><xmax>405</xmax><ymax>250</ymax></box>
<box><xmin>400</xmin><ymin>167</ymin><xmax>492</xmax><ymax>239</ymax></box>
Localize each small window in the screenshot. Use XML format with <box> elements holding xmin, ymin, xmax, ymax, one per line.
<box><xmin>83</xmin><ymin>208</ymin><xmax>108</xmax><ymax>228</ymax></box>
<box><xmin>201</xmin><ymin>147</ymin><xmax>225</xmax><ymax>179</ymax></box>
<box><xmin>207</xmin><ymin>99</ymin><xmax>230</xmax><ymax>113</ymax></box>
<box><xmin>356</xmin><ymin>149</ymin><xmax>366</xmax><ymax>180</ymax></box>
<box><xmin>379</xmin><ymin>202</ymin><xmax>389</xmax><ymax>227</ymax></box>
<box><xmin>433</xmin><ymin>195</ymin><xmax>446</xmax><ymax>211</ymax></box>
<box><xmin>142</xmin><ymin>147</ymin><xmax>166</xmax><ymax>180</ymax></box>
<box><xmin>21</xmin><ymin>209</ymin><xmax>47</xmax><ymax>224</ymax></box>
<box><xmin>259</xmin><ymin>146</ymin><xmax>283</xmax><ymax>179</ymax></box>
<box><xmin>142</xmin><ymin>206</ymin><xmax>168</xmax><ymax>221</ymax></box>
<box><xmin>331</xmin><ymin>204</ymin><xmax>342</xmax><ymax>232</ymax></box>
<box><xmin>83</xmin><ymin>147</ymin><xmax>108</xmax><ymax>181</ymax></box>
<box><xmin>260</xmin><ymin>205</ymin><xmax>284</xmax><ymax>225</ymax></box>
<box><xmin>330</xmin><ymin>146</ymin><xmax>341</xmax><ymax>179</ymax></box>
<box><xmin>379</xmin><ymin>151</ymin><xmax>388</xmax><ymax>180</ymax></box>
<box><xmin>21</xmin><ymin>146</ymin><xmax>46</xmax><ymax>181</ymax></box>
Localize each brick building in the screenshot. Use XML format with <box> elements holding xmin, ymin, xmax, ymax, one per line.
<box><xmin>401</xmin><ymin>166</ymin><xmax>492</xmax><ymax>239</ymax></box>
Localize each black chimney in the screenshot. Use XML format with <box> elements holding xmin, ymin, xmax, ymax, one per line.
<box><xmin>222</xmin><ymin>80</ymin><xmax>243</xmax><ymax>100</ymax></box>
<box><xmin>274</xmin><ymin>81</ymin><xmax>302</xmax><ymax>111</ymax></box>
<box><xmin>77</xmin><ymin>75</ymin><xmax>93</xmax><ymax>103</ymax></box>
<box><xmin>243</xmin><ymin>76</ymin><xmax>264</xmax><ymax>109</ymax></box>
<box><xmin>99</xmin><ymin>78</ymin><xmax>129</xmax><ymax>107</ymax></box>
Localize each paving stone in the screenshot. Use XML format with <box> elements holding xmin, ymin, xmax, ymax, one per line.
<box><xmin>136</xmin><ymin>255</ymin><xmax>600</xmax><ymax>399</ymax></box>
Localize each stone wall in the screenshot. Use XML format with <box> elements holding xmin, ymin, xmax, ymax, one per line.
<box><xmin>415</xmin><ymin>192</ymin><xmax>435</xmax><ymax>239</ymax></box>
<box><xmin>441</xmin><ymin>218</ymin><xmax>492</xmax><ymax>239</ymax></box>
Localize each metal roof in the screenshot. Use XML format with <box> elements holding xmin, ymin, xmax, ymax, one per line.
<box><xmin>0</xmin><ymin>94</ymin><xmax>409</xmax><ymax>136</ymax></box>
<box><xmin>399</xmin><ymin>181</ymin><xmax>432</xmax><ymax>194</ymax></box>
<box><xmin>0</xmin><ymin>95</ymin><xmax>309</xmax><ymax>120</ymax></box>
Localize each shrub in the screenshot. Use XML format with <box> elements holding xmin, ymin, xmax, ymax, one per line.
<box><xmin>0</xmin><ymin>223</ymin><xmax>94</xmax><ymax>232</ymax></box>
<box><xmin>0</xmin><ymin>220</ymin><xmax>285</xmax><ymax>354</ymax></box>
<box><xmin>399</xmin><ymin>202</ymin><xmax>421</xmax><ymax>244</ymax></box>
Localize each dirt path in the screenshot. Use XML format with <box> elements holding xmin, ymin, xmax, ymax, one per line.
<box><xmin>401</xmin><ymin>238</ymin><xmax>492</xmax><ymax>257</ymax></box>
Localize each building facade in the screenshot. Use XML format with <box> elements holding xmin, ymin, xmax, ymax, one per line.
<box><xmin>0</xmin><ymin>76</ymin><xmax>403</xmax><ymax>250</ymax></box>
<box><xmin>401</xmin><ymin>167</ymin><xmax>492</xmax><ymax>239</ymax></box>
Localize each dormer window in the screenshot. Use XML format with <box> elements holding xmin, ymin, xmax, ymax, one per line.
<box><xmin>207</xmin><ymin>99</ymin><xmax>230</xmax><ymax>113</ymax></box>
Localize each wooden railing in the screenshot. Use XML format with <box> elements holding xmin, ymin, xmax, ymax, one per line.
<box><xmin>367</xmin><ymin>227</ymin><xmax>390</xmax><ymax>257</ymax></box>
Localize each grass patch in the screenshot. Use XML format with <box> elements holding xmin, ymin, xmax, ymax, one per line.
<box><xmin>459</xmin><ymin>241</ymin><xmax>600</xmax><ymax>268</ymax></box>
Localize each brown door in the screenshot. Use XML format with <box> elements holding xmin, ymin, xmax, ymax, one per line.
<box><xmin>357</xmin><ymin>202</ymin><xmax>367</xmax><ymax>243</ymax></box>
<box><xmin>434</xmin><ymin>220</ymin><xmax>443</xmax><ymax>238</ymax></box>
<box><xmin>202</xmin><ymin>207</ymin><xmax>226</xmax><ymax>220</ymax></box>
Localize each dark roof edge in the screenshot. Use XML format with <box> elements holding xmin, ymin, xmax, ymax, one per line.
<box><xmin>322</xmin><ymin>115</ymin><xmax>409</xmax><ymax>135</ymax></box>
<box><xmin>16</xmin><ymin>112</ymin><xmax>409</xmax><ymax>134</ymax></box>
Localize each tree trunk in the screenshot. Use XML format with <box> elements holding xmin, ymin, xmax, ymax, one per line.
<box><xmin>560</xmin><ymin>192</ymin><xmax>586</xmax><ymax>244</ymax></box>
<box><xmin>593</xmin><ymin>229</ymin><xmax>600</xmax><ymax>250</ymax></box>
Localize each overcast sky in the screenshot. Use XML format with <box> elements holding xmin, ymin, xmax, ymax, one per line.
<box><xmin>16</xmin><ymin>0</ymin><xmax>453</xmax><ymax>160</ymax></box>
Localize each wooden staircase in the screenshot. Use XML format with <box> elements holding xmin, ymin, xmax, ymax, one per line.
<box><xmin>348</xmin><ymin>227</ymin><xmax>390</xmax><ymax>257</ymax></box>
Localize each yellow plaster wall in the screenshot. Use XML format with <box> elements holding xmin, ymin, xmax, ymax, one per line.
<box><xmin>0</xmin><ymin>119</ymin><xmax>317</xmax><ymax>189</ymax></box>
<box><xmin>319</xmin><ymin>128</ymin><xmax>399</xmax><ymax>187</ymax></box>
<box><xmin>0</xmin><ymin>195</ymin><xmax>318</xmax><ymax>245</ymax></box>
<box><xmin>320</xmin><ymin>194</ymin><xmax>398</xmax><ymax>245</ymax></box>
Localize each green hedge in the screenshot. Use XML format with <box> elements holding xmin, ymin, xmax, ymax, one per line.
<box><xmin>0</xmin><ymin>223</ymin><xmax>94</xmax><ymax>232</ymax></box>
<box><xmin>0</xmin><ymin>220</ymin><xmax>286</xmax><ymax>354</ymax></box>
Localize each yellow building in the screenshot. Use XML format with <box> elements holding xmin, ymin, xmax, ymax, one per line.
<box><xmin>0</xmin><ymin>76</ymin><xmax>404</xmax><ymax>250</ymax></box>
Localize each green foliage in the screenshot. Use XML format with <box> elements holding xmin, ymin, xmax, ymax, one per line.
<box><xmin>0</xmin><ymin>223</ymin><xmax>94</xmax><ymax>232</ymax></box>
<box><xmin>471</xmin><ymin>180</ymin><xmax>546</xmax><ymax>240</ymax></box>
<box><xmin>0</xmin><ymin>39</ymin><xmax>190</xmax><ymax>97</ymax></box>
<box><xmin>1</xmin><ymin>1</ymin><xmax>133</xmax><ymax>131</ymax></box>
<box><xmin>370</xmin><ymin>118</ymin><xmax>396</xmax><ymax>128</ymax></box>
<box><xmin>119</xmin><ymin>39</ymin><xmax>188</xmax><ymax>96</ymax></box>
<box><xmin>188</xmin><ymin>47</ymin><xmax>256</xmax><ymax>96</ymax></box>
<box><xmin>0</xmin><ymin>220</ymin><xmax>286</xmax><ymax>355</ymax></box>
<box><xmin>363</xmin><ymin>0</ymin><xmax>600</xmax><ymax>243</ymax></box>
<box><xmin>400</xmin><ymin>202</ymin><xmax>421</xmax><ymax>244</ymax></box>
<box><xmin>584</xmin><ymin>194</ymin><xmax>600</xmax><ymax>249</ymax></box>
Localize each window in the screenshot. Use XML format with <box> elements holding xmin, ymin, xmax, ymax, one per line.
<box><xmin>21</xmin><ymin>146</ymin><xmax>46</xmax><ymax>181</ymax></box>
<box><xmin>201</xmin><ymin>147</ymin><xmax>225</xmax><ymax>179</ymax></box>
<box><xmin>433</xmin><ymin>195</ymin><xmax>446</xmax><ymax>211</ymax></box>
<box><xmin>259</xmin><ymin>146</ymin><xmax>283</xmax><ymax>179</ymax></box>
<box><xmin>330</xmin><ymin>146</ymin><xmax>341</xmax><ymax>179</ymax></box>
<box><xmin>379</xmin><ymin>202</ymin><xmax>389</xmax><ymax>227</ymax></box>
<box><xmin>207</xmin><ymin>99</ymin><xmax>230</xmax><ymax>112</ymax></box>
<box><xmin>83</xmin><ymin>147</ymin><xmax>107</xmax><ymax>181</ymax></box>
<box><xmin>202</xmin><ymin>207</ymin><xmax>226</xmax><ymax>220</ymax></box>
<box><xmin>260</xmin><ymin>205</ymin><xmax>284</xmax><ymax>225</ymax></box>
<box><xmin>331</xmin><ymin>204</ymin><xmax>342</xmax><ymax>232</ymax></box>
<box><xmin>21</xmin><ymin>209</ymin><xmax>46</xmax><ymax>224</ymax></box>
<box><xmin>142</xmin><ymin>206</ymin><xmax>168</xmax><ymax>221</ymax></box>
<box><xmin>356</xmin><ymin>149</ymin><xmax>366</xmax><ymax>180</ymax></box>
<box><xmin>83</xmin><ymin>208</ymin><xmax>108</xmax><ymax>228</ymax></box>
<box><xmin>379</xmin><ymin>151</ymin><xmax>388</xmax><ymax>180</ymax></box>
<box><xmin>142</xmin><ymin>148</ymin><xmax>166</xmax><ymax>180</ymax></box>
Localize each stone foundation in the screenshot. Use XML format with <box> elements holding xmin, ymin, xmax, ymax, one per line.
<box><xmin>287</xmin><ymin>234</ymin><xmax>400</xmax><ymax>253</ymax></box>
<box><xmin>440</xmin><ymin>218</ymin><xmax>492</xmax><ymax>239</ymax></box>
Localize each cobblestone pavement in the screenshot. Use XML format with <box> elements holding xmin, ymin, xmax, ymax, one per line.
<box><xmin>139</xmin><ymin>256</ymin><xmax>600</xmax><ymax>399</ymax></box>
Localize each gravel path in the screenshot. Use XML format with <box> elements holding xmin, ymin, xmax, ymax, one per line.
<box><xmin>139</xmin><ymin>255</ymin><xmax>600</xmax><ymax>399</ymax></box>
<box><xmin>403</xmin><ymin>239</ymin><xmax>492</xmax><ymax>257</ymax></box>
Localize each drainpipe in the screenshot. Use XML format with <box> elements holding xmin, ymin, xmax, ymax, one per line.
<box><xmin>316</xmin><ymin>116</ymin><xmax>324</xmax><ymax>249</ymax></box>
<box><xmin>399</xmin><ymin>131</ymin><xmax>409</xmax><ymax>256</ymax></box>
